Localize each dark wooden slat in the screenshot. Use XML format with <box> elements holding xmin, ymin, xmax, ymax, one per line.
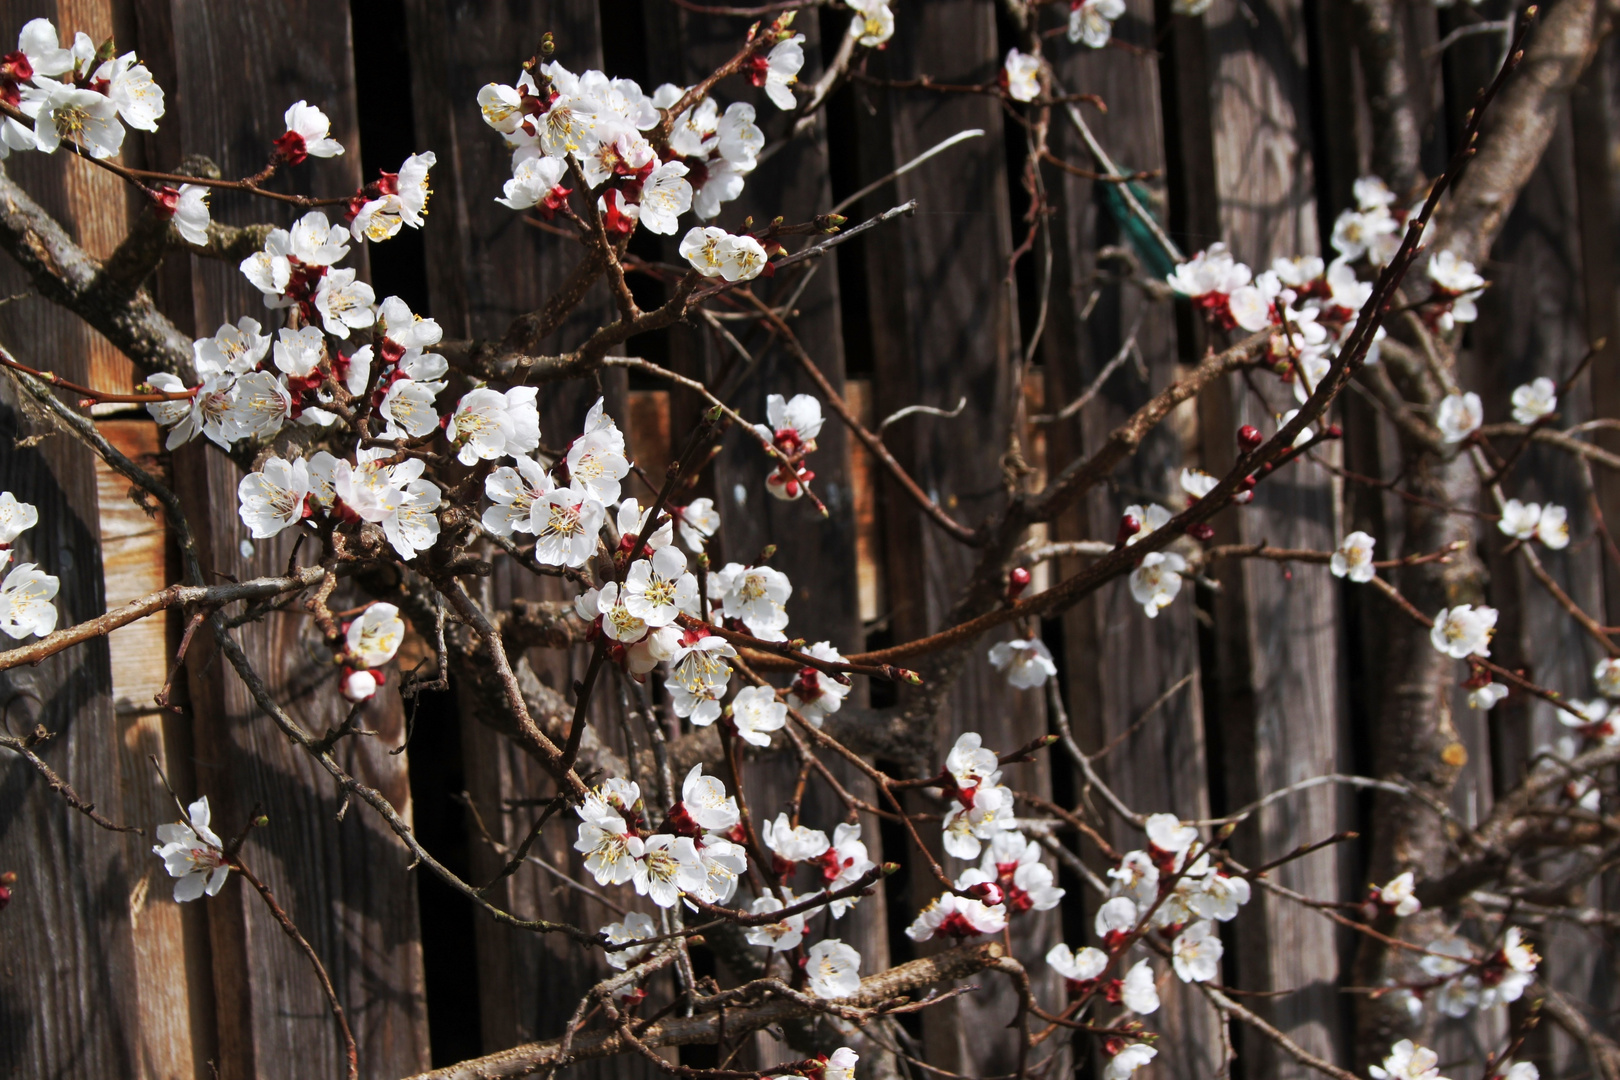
<box><xmin>1045</xmin><ymin>5</ymin><xmax>1219</xmax><ymax>1076</ymax></box>
<box><xmin>850</xmin><ymin>6</ymin><xmax>1051</xmax><ymax>1074</ymax></box>
<box><xmin>161</xmin><ymin>2</ymin><xmax>429</xmax><ymax>1076</ymax></box>
<box><xmin>1189</xmin><ymin>0</ymin><xmax>1347</xmax><ymax>1073</ymax></box>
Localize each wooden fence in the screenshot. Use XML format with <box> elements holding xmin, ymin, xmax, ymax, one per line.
<box><xmin>0</xmin><ymin>0</ymin><xmax>1614</xmax><ymax>1077</ymax></box>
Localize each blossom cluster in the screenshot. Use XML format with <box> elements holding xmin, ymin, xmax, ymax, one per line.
<box><xmin>0</xmin><ymin>18</ymin><xmax>163</xmax><ymax>161</ymax></box>
<box><xmin>0</xmin><ymin>492</ymin><xmax>56</xmax><ymax>640</ymax></box>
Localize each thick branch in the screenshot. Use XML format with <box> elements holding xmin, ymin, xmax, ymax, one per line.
<box><xmin>400</xmin><ymin>942</ymin><xmax>1006</xmax><ymax>1080</ymax></box>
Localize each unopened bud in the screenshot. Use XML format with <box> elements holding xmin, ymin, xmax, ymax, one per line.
<box><xmin>900</xmin><ymin>668</ymin><xmax>923</xmax><ymax>686</ymax></box>
<box><xmin>1324</xmin><ymin>424</ymin><xmax>1343</xmax><ymax>439</ymax></box>
<box><xmin>1187</xmin><ymin>522</ymin><xmax>1215</xmax><ymax>541</ymax></box>
<box><xmin>1237</xmin><ymin>424</ymin><xmax>1263</xmax><ymax>451</ymax></box>
<box><xmin>254</xmin><ymin>815</ymin><xmax>270</xmax><ymax>827</ymax></box>
<box><xmin>1116</xmin><ymin>514</ymin><xmax>1141</xmax><ymax>546</ymax></box>
<box><xmin>0</xmin><ymin>871</ymin><xmax>15</xmax><ymax>885</ymax></box>
<box><xmin>757</xmin><ymin>544</ymin><xmax>777</xmax><ymax>562</ymax></box>
<box><xmin>1007</xmin><ymin>566</ymin><xmax>1031</xmax><ymax>600</ymax></box>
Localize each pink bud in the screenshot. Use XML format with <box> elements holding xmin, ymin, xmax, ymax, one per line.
<box><xmin>1237</xmin><ymin>424</ymin><xmax>1263</xmax><ymax>451</ymax></box>
<box><xmin>1116</xmin><ymin>514</ymin><xmax>1141</xmax><ymax>546</ymax></box>
<box><xmin>1187</xmin><ymin>523</ymin><xmax>1215</xmax><ymax>541</ymax></box>
<box><xmin>1007</xmin><ymin>566</ymin><xmax>1031</xmax><ymax>600</ymax></box>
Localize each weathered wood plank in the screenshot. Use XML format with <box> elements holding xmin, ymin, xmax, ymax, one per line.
<box><xmin>160</xmin><ymin>2</ymin><xmax>429</xmax><ymax>1075</ymax></box>
<box><xmin>1045</xmin><ymin>5</ymin><xmax>1219</xmax><ymax>1076</ymax></box>
<box><xmin>1192</xmin><ymin>0</ymin><xmax>1347</xmax><ymax>1072</ymax></box>
<box><xmin>849</xmin><ymin>6</ymin><xmax>1049</xmax><ymax>1074</ymax></box>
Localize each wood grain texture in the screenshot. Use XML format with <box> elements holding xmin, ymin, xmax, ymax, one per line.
<box><xmin>1045</xmin><ymin>4</ymin><xmax>1219</xmax><ymax>1076</ymax></box>
<box><xmin>160</xmin><ymin>3</ymin><xmax>429</xmax><ymax>1076</ymax></box>
<box><xmin>854</xmin><ymin>5</ymin><xmax>1050</xmax><ymax>1074</ymax></box>
<box><xmin>0</xmin><ymin>111</ymin><xmax>141</xmax><ymax>1080</ymax></box>
<box><xmin>398</xmin><ymin>3</ymin><xmax>649</xmax><ymax>1071</ymax></box>
<box><xmin>1196</xmin><ymin>0</ymin><xmax>1348</xmax><ymax>1072</ymax></box>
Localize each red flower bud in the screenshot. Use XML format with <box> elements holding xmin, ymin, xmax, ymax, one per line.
<box><xmin>1116</xmin><ymin>514</ymin><xmax>1141</xmax><ymax>546</ymax></box>
<box><xmin>1007</xmin><ymin>566</ymin><xmax>1031</xmax><ymax>600</ymax></box>
<box><xmin>1237</xmin><ymin>424</ymin><xmax>1263</xmax><ymax>451</ymax></box>
<box><xmin>1187</xmin><ymin>523</ymin><xmax>1215</xmax><ymax>541</ymax></box>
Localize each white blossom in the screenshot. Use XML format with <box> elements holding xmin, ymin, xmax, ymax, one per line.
<box><xmin>1003</xmin><ymin>48</ymin><xmax>1040</xmax><ymax>102</ymax></box>
<box><xmin>1172</xmin><ymin>920</ymin><xmax>1223</xmax><ymax>982</ymax></box>
<box><xmin>1427</xmin><ymin>251</ymin><xmax>1485</xmax><ymax>330</ymax></box>
<box><xmin>152</xmin><ymin>796</ymin><xmax>230</xmax><ymax>902</ymax></box>
<box><xmin>805</xmin><ymin>939</ymin><xmax>861</xmax><ymax>999</ymax></box>
<box><xmin>731</xmin><ymin>684</ymin><xmax>788</xmax><ymax>747</ymax></box>
<box><xmin>1511</xmin><ymin>377</ymin><xmax>1556</xmax><ymax>425</ymax></box>
<box><xmin>566</xmin><ymin>421</ymin><xmax>630</xmax><ymax>504</ymax></box>
<box><xmin>335</xmin><ymin>448</ymin><xmax>417</xmax><ymax>523</ymax></box>
<box><xmin>17</xmin><ymin>19</ymin><xmax>75</xmax><ymax>79</ymax></box>
<box><xmin>1047</xmin><ymin>942</ymin><xmax>1108</xmax><ymax>984</ymax></box>
<box><xmin>24</xmin><ymin>78</ymin><xmax>124</xmax><ymax>157</ymax></box>
<box><xmin>637</xmin><ymin>160</ymin><xmax>692</xmax><ymax>235</ymax></box>
<box><xmin>824</xmin><ymin>823</ymin><xmax>874</xmax><ymax>917</ymax></box>
<box><xmin>680</xmin><ymin>225</ymin><xmax>729</xmax><ymax>277</ymax></box>
<box><xmin>718</xmin><ymin>233</ymin><xmax>767</xmax><ymax>281</ymax></box>
<box><xmin>692</xmin><ymin>836</ymin><xmax>747</xmax><ymax>905</ymax></box>
<box><xmin>1498</xmin><ymin>498</ymin><xmax>1540</xmax><ymax>540</ymax></box>
<box><xmin>1429</xmin><ymin>604</ymin><xmax>1497</xmax><ymax>659</ymax></box>
<box><xmin>447</xmin><ymin>386</ymin><xmax>542</xmax><ymax>464</ymax></box>
<box><xmin>237</xmin><ymin>456</ymin><xmax>311</xmax><ymax>538</ymax></box>
<box><xmin>1104</xmin><ymin>1044</ymin><xmax>1157</xmax><ymax>1080</ymax></box>
<box><xmin>905</xmin><ymin>891</ymin><xmax>1007</xmax><ymax>941</ymax></box>
<box><xmin>1331</xmin><ymin>531</ymin><xmax>1377</xmax><ymax>583</ymax></box>
<box><xmin>1374</xmin><ymin>871</ymin><xmax>1421</xmax><ymax>917</ymax></box>
<box><xmin>1109</xmin><ymin>851</ymin><xmax>1160</xmax><ymax>907</ymax></box>
<box><xmin>716</xmin><ymin>102</ymin><xmax>763</xmax><ymax>169</ymax></box>
<box><xmin>746</xmin><ymin>892</ymin><xmax>807</xmax><ymax>951</ymax></box>
<box><xmin>669</xmin><ymin>632</ymin><xmax>737</xmax><ymax>726</ymax></box>
<box><xmin>1468</xmin><ymin>682</ymin><xmax>1509</xmax><ymax>710</ymax></box>
<box><xmin>0</xmin><ymin>562</ymin><xmax>57</xmax><ymax>639</ymax></box>
<box><xmin>786</xmin><ymin>641</ymin><xmax>851</xmax><ymax>724</ymax></box>
<box><xmin>634</xmin><ymin>834</ymin><xmax>705</xmax><ymax>908</ymax></box>
<box><xmin>847</xmin><ymin>0</ymin><xmax>895</xmax><ymax>47</ymax></box>
<box><xmin>314</xmin><ymin>269</ymin><xmax>377</xmax><ymax>338</ymax></box>
<box><xmin>675</xmin><ymin>498</ymin><xmax>721</xmax><ymax>553</ymax></box>
<box><xmin>714</xmin><ymin>563</ymin><xmax>792</xmax><ymax>640</ymax></box>
<box><xmin>496</xmin><ymin>149</ymin><xmax>568</xmax><ymax>210</ymax></box>
<box><xmin>623</xmin><ymin>546</ymin><xmax>698</xmax><ymax>627</ymax></box>
<box><xmin>941</xmin><ymin>783</ymin><xmax>1014</xmax><ymax>860</ymax></box>
<box><xmin>280</xmin><ymin>100</ymin><xmax>345</xmax><ymax>159</ymax></box>
<box><xmin>1129</xmin><ymin>552</ymin><xmax>1186</xmax><ymax>618</ymax></box>
<box><xmin>1536</xmin><ymin>503</ymin><xmax>1570</xmax><ymax>550</ymax></box>
<box><xmin>946</xmin><ymin>731</ymin><xmax>1000</xmax><ymax>790</ymax></box>
<box><xmin>171</xmin><ymin>184</ymin><xmax>209</xmax><ymax>245</ymax></box>
<box><xmin>1097</xmin><ymin>898</ymin><xmax>1140</xmax><ymax>946</ymax></box>
<box><xmin>602</xmin><ymin>911</ymin><xmax>658</xmax><ymax>970</ymax></box>
<box><xmin>823</xmin><ymin>1047</ymin><xmax>859</xmax><ymax>1080</ymax></box>
<box><xmin>0</xmin><ymin>492</ymin><xmax>40</xmax><ymax>568</ymax></box>
<box><xmin>1188</xmin><ymin>871</ymin><xmax>1251</xmax><ymax>921</ymax></box>
<box><xmin>352</xmin><ymin>151</ymin><xmax>435</xmax><ymax>241</ymax></box>
<box><xmin>681</xmin><ymin>764</ymin><xmax>740</xmax><ymax>832</ymax></box>
<box><xmin>1070</xmin><ymin>0</ymin><xmax>1126</xmax><ymax>47</ymax></box>
<box><xmin>383</xmin><ymin>478</ymin><xmax>442</xmax><ymax>561</ymax></box>
<box><xmin>1369</xmin><ymin>1040</ymin><xmax>1446</xmax><ymax>1080</ymax></box>
<box><xmin>1123</xmin><ymin>503</ymin><xmax>1171</xmax><ymax>544</ymax></box>
<box><xmin>346</xmin><ymin>603</ymin><xmax>404</xmax><ymax>668</ymax></box>
<box><xmin>1436</xmin><ymin>391</ymin><xmax>1482</xmax><ymax>443</ymax></box>
<box><xmin>1120</xmin><ymin>959</ymin><xmax>1160</xmax><ymax>1014</ymax></box>
<box><xmin>482</xmin><ymin>456</ymin><xmax>554</xmax><ymax>536</ymax></box>
<box><xmin>763</xmin><ymin>812</ymin><xmax>830</xmax><ymax>863</ymax></box>
<box><xmin>223</xmin><ymin>371</ymin><xmax>293</xmax><ymax>443</ymax></box>
<box><xmin>758</xmin><ymin>34</ymin><xmax>805</xmax><ymax>110</ymax></box>
<box><xmin>987</xmin><ymin>637</ymin><xmax>1057</xmax><ymax>689</ymax></box>
<box><xmin>693</xmin><ymin>158</ymin><xmax>749</xmax><ymax>220</ymax></box>
<box><xmin>195</xmin><ymin>318</ymin><xmax>272</xmax><ymax>379</ymax></box>
<box><xmin>1595</xmin><ymin>657</ymin><xmax>1620</xmax><ymax>698</ymax></box>
<box><xmin>342</xmin><ymin>670</ymin><xmax>378</xmax><ymax>702</ymax></box>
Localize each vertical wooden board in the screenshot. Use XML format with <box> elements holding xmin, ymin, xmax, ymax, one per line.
<box><xmin>1045</xmin><ymin>5</ymin><xmax>1219</xmax><ymax>1076</ymax></box>
<box><xmin>1468</xmin><ymin>101</ymin><xmax>1603</xmax><ymax>1074</ymax></box>
<box><xmin>96</xmin><ymin>419</ymin><xmax>216</xmax><ymax>1080</ymax></box>
<box><xmin>1198</xmin><ymin>0</ymin><xmax>1347</xmax><ymax>1071</ymax></box>
<box><xmin>398</xmin><ymin>1</ymin><xmax>650</xmax><ymax>1066</ymax></box>
<box><xmin>856</xmin><ymin>6</ymin><xmax>1049</xmax><ymax>1074</ymax></box>
<box><xmin>0</xmin><ymin>190</ymin><xmax>139</xmax><ymax>1080</ymax></box>
<box><xmin>660</xmin><ymin>25</ymin><xmax>886</xmax><ymax>1065</ymax></box>
<box><xmin>160</xmin><ymin>2</ymin><xmax>429</xmax><ymax>1076</ymax></box>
